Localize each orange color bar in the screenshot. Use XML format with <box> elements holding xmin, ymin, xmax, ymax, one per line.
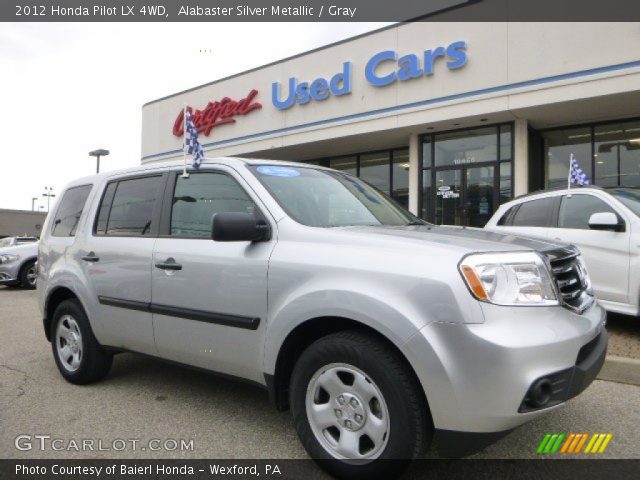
<box><xmin>560</xmin><ymin>434</ymin><xmax>575</xmax><ymax>454</ymax></box>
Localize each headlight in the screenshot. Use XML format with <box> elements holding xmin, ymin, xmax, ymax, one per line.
<box><xmin>0</xmin><ymin>254</ymin><xmax>19</xmax><ymax>264</ymax></box>
<box><xmin>459</xmin><ymin>252</ymin><xmax>558</xmax><ymax>306</ymax></box>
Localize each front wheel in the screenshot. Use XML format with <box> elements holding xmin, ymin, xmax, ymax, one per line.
<box><xmin>19</xmin><ymin>260</ymin><xmax>37</xmax><ymax>289</ymax></box>
<box><xmin>290</xmin><ymin>330</ymin><xmax>431</xmax><ymax>479</ymax></box>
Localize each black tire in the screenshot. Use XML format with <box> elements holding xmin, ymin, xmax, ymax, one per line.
<box><xmin>50</xmin><ymin>299</ymin><xmax>113</xmax><ymax>384</ymax></box>
<box><xmin>290</xmin><ymin>330</ymin><xmax>431</xmax><ymax>480</ymax></box>
<box><xmin>19</xmin><ymin>260</ymin><xmax>37</xmax><ymax>289</ymax></box>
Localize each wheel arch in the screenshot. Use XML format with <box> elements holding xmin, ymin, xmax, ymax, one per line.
<box><xmin>266</xmin><ymin>315</ymin><xmax>432</xmax><ymax>427</ymax></box>
<box><xmin>43</xmin><ymin>286</ymin><xmax>82</xmax><ymax>342</ymax></box>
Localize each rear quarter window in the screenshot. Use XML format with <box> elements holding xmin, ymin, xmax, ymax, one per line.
<box><xmin>510</xmin><ymin>197</ymin><xmax>557</xmax><ymax>227</ymax></box>
<box><xmin>51</xmin><ymin>185</ymin><xmax>93</xmax><ymax>237</ymax></box>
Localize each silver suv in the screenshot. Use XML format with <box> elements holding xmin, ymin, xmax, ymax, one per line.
<box><xmin>38</xmin><ymin>158</ymin><xmax>607</xmax><ymax>478</ymax></box>
<box><xmin>0</xmin><ymin>237</ymin><xmax>38</xmax><ymax>289</ymax></box>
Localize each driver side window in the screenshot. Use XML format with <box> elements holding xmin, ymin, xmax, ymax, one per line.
<box><xmin>170</xmin><ymin>172</ymin><xmax>256</xmax><ymax>238</ymax></box>
<box><xmin>558</xmin><ymin>194</ymin><xmax>617</xmax><ymax>230</ymax></box>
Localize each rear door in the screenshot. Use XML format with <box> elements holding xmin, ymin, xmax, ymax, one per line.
<box><xmin>80</xmin><ymin>173</ymin><xmax>167</xmax><ymax>355</ymax></box>
<box><xmin>546</xmin><ymin>192</ymin><xmax>630</xmax><ymax>303</ymax></box>
<box><xmin>151</xmin><ymin>167</ymin><xmax>275</xmax><ymax>382</ymax></box>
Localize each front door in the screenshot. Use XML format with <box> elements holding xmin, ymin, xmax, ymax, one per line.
<box><xmin>434</xmin><ymin>165</ymin><xmax>497</xmax><ymax>227</ymax></box>
<box><xmin>151</xmin><ymin>168</ymin><xmax>275</xmax><ymax>383</ymax></box>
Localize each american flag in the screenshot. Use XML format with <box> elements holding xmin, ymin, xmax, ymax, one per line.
<box><xmin>569</xmin><ymin>154</ymin><xmax>590</xmax><ymax>186</ymax></box>
<box><xmin>184</xmin><ymin>111</ymin><xmax>204</xmax><ymax>169</ymax></box>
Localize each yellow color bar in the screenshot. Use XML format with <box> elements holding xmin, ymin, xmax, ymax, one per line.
<box><xmin>583</xmin><ymin>433</ymin><xmax>598</xmax><ymax>453</ymax></box>
<box><xmin>598</xmin><ymin>434</ymin><xmax>613</xmax><ymax>453</ymax></box>
<box><xmin>590</xmin><ymin>434</ymin><xmax>606</xmax><ymax>453</ymax></box>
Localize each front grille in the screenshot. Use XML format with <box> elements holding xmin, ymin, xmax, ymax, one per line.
<box><xmin>546</xmin><ymin>247</ymin><xmax>594</xmax><ymax>313</ymax></box>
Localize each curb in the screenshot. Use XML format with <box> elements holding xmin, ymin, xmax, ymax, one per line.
<box><xmin>597</xmin><ymin>355</ymin><xmax>640</xmax><ymax>386</ymax></box>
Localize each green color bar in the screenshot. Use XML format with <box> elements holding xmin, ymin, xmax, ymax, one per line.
<box><xmin>544</xmin><ymin>434</ymin><xmax>559</xmax><ymax>453</ymax></box>
<box><xmin>537</xmin><ymin>434</ymin><xmax>552</xmax><ymax>454</ymax></box>
<box><xmin>550</xmin><ymin>433</ymin><xmax>566</xmax><ymax>453</ymax></box>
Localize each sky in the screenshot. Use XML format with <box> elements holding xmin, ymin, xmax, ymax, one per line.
<box><xmin>0</xmin><ymin>22</ymin><xmax>390</xmax><ymax>211</ymax></box>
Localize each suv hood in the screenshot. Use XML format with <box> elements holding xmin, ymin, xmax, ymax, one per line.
<box><xmin>337</xmin><ymin>224</ymin><xmax>569</xmax><ymax>254</ymax></box>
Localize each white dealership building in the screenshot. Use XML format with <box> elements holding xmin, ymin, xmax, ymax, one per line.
<box><xmin>141</xmin><ymin>21</ymin><xmax>640</xmax><ymax>226</ymax></box>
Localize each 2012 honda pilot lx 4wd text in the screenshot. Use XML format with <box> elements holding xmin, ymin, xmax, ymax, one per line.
<box><xmin>38</xmin><ymin>158</ymin><xmax>607</xmax><ymax>478</ymax></box>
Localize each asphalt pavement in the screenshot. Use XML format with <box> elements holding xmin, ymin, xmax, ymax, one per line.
<box><xmin>1</xmin><ymin>287</ymin><xmax>638</xmax><ymax>460</ymax></box>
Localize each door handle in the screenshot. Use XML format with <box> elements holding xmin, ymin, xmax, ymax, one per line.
<box><xmin>81</xmin><ymin>252</ymin><xmax>100</xmax><ymax>262</ymax></box>
<box><xmin>155</xmin><ymin>257</ymin><xmax>182</xmax><ymax>271</ymax></box>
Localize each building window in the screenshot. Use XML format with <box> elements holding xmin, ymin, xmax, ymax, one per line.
<box><xmin>542</xmin><ymin>119</ymin><xmax>640</xmax><ymax>189</ymax></box>
<box><xmin>594</xmin><ymin>121</ymin><xmax>640</xmax><ymax>187</ymax></box>
<box><xmin>360</xmin><ymin>151</ymin><xmax>391</xmax><ymax>194</ymax></box>
<box><xmin>315</xmin><ymin>148</ymin><xmax>410</xmax><ymax>209</ymax></box>
<box><xmin>420</xmin><ymin>123</ymin><xmax>514</xmax><ymax>226</ymax></box>
<box><xmin>543</xmin><ymin>126</ymin><xmax>592</xmax><ymax>190</ymax></box>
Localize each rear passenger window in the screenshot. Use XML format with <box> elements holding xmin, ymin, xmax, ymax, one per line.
<box><xmin>558</xmin><ymin>194</ymin><xmax>617</xmax><ymax>230</ymax></box>
<box><xmin>511</xmin><ymin>197</ymin><xmax>557</xmax><ymax>227</ymax></box>
<box><xmin>497</xmin><ymin>205</ymin><xmax>517</xmax><ymax>225</ymax></box>
<box><xmin>170</xmin><ymin>172</ymin><xmax>256</xmax><ymax>238</ymax></box>
<box><xmin>51</xmin><ymin>185</ymin><xmax>92</xmax><ymax>237</ymax></box>
<box><xmin>95</xmin><ymin>176</ymin><xmax>163</xmax><ymax>236</ymax></box>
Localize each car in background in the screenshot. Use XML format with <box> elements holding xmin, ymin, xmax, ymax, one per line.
<box><xmin>0</xmin><ymin>237</ymin><xmax>38</xmax><ymax>289</ymax></box>
<box><xmin>0</xmin><ymin>236</ymin><xmax>38</xmax><ymax>247</ymax></box>
<box><xmin>485</xmin><ymin>187</ymin><xmax>640</xmax><ymax>317</ymax></box>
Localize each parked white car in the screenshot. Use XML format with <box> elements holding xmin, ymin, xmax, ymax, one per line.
<box><xmin>486</xmin><ymin>187</ymin><xmax>640</xmax><ymax>317</ymax></box>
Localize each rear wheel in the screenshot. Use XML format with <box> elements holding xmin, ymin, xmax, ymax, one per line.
<box><xmin>290</xmin><ymin>330</ymin><xmax>431</xmax><ymax>479</ymax></box>
<box><xmin>50</xmin><ymin>299</ymin><xmax>113</xmax><ymax>384</ymax></box>
<box><xmin>19</xmin><ymin>260</ymin><xmax>37</xmax><ymax>289</ymax></box>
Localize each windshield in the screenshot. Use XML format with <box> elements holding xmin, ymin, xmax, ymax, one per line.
<box><xmin>609</xmin><ymin>189</ymin><xmax>640</xmax><ymax>217</ymax></box>
<box><xmin>250</xmin><ymin>165</ymin><xmax>424</xmax><ymax>227</ymax></box>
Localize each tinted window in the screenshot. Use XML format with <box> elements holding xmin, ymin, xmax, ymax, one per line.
<box><xmin>51</xmin><ymin>185</ymin><xmax>92</xmax><ymax>237</ymax></box>
<box><xmin>497</xmin><ymin>205</ymin><xmax>516</xmax><ymax>225</ymax></box>
<box><xmin>171</xmin><ymin>172</ymin><xmax>255</xmax><ymax>238</ymax></box>
<box><xmin>511</xmin><ymin>197</ymin><xmax>557</xmax><ymax>227</ymax></box>
<box><xmin>94</xmin><ymin>182</ymin><xmax>117</xmax><ymax>234</ymax></box>
<box><xmin>103</xmin><ymin>176</ymin><xmax>162</xmax><ymax>236</ymax></box>
<box><xmin>558</xmin><ymin>194</ymin><xmax>617</xmax><ymax>229</ymax></box>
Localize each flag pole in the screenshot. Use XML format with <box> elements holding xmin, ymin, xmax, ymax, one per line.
<box><xmin>182</xmin><ymin>104</ymin><xmax>189</xmax><ymax>178</ymax></box>
<box><xmin>567</xmin><ymin>153</ymin><xmax>573</xmax><ymax>196</ymax></box>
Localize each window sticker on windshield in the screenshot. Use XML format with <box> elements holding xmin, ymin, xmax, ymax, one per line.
<box><xmin>256</xmin><ymin>166</ymin><xmax>300</xmax><ymax>177</ymax></box>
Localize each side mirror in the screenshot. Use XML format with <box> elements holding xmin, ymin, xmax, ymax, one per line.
<box><xmin>588</xmin><ymin>212</ymin><xmax>625</xmax><ymax>232</ymax></box>
<box><xmin>211</xmin><ymin>212</ymin><xmax>271</xmax><ymax>242</ymax></box>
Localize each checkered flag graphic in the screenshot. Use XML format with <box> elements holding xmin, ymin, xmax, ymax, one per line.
<box><xmin>184</xmin><ymin>111</ymin><xmax>204</xmax><ymax>169</ymax></box>
<box><xmin>569</xmin><ymin>154</ymin><xmax>590</xmax><ymax>186</ymax></box>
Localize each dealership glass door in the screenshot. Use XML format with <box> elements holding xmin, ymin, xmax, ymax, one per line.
<box><xmin>435</xmin><ymin>166</ymin><xmax>496</xmax><ymax>226</ymax></box>
<box><xmin>422</xmin><ymin>124</ymin><xmax>512</xmax><ymax>226</ymax></box>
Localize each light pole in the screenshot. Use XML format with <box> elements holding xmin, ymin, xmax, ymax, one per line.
<box><xmin>42</xmin><ymin>186</ymin><xmax>55</xmax><ymax>212</ymax></box>
<box><xmin>32</xmin><ymin>197</ymin><xmax>38</xmax><ymax>211</ymax></box>
<box><xmin>89</xmin><ymin>149</ymin><xmax>109</xmax><ymax>174</ymax></box>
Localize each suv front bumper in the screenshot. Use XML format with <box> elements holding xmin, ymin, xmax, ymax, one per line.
<box><xmin>404</xmin><ymin>301</ymin><xmax>607</xmax><ymax>456</ymax></box>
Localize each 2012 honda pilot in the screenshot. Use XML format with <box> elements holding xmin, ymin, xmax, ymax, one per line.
<box><xmin>38</xmin><ymin>158</ymin><xmax>607</xmax><ymax>479</ymax></box>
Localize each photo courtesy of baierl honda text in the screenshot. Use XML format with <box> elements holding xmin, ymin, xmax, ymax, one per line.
<box><xmin>1</xmin><ymin>1</ymin><xmax>640</xmax><ymax>480</ymax></box>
